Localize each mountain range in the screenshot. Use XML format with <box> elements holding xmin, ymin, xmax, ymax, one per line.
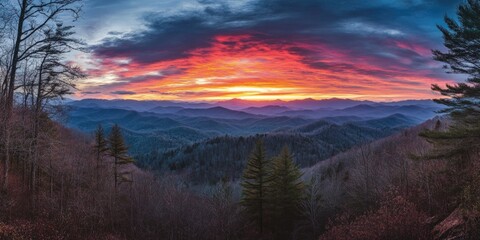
<box><xmin>64</xmin><ymin>98</ymin><xmax>443</xmax><ymax>183</ymax></box>
<box><xmin>68</xmin><ymin>98</ymin><xmax>440</xmax><ymax>112</ymax></box>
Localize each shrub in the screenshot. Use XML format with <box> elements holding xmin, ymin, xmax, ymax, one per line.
<box><xmin>320</xmin><ymin>190</ymin><xmax>430</xmax><ymax>240</ymax></box>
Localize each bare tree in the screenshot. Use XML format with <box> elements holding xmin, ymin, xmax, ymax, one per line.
<box><xmin>0</xmin><ymin>0</ymin><xmax>83</xmax><ymax>193</ymax></box>
<box><xmin>28</xmin><ymin>23</ymin><xmax>84</xmax><ymax>198</ymax></box>
<box><xmin>296</xmin><ymin>176</ymin><xmax>324</xmax><ymax>240</ymax></box>
<box><xmin>1</xmin><ymin>0</ymin><xmax>82</xmax><ymax>110</ymax></box>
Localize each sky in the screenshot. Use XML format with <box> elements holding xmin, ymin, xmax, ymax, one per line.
<box><xmin>72</xmin><ymin>0</ymin><xmax>464</xmax><ymax>101</ymax></box>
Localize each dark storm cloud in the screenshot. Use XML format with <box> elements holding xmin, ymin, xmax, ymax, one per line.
<box><xmin>90</xmin><ymin>0</ymin><xmax>462</xmax><ymax>72</ymax></box>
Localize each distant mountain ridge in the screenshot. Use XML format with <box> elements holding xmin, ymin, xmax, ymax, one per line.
<box><xmin>215</xmin><ymin>98</ymin><xmax>377</xmax><ymax>110</ymax></box>
<box><xmin>68</xmin><ymin>98</ymin><xmax>439</xmax><ymax>112</ymax></box>
<box><xmin>175</xmin><ymin>106</ymin><xmax>262</xmax><ymax>119</ymax></box>
<box><xmin>65</xmin><ymin>98</ymin><xmax>441</xmax><ymax>156</ymax></box>
<box><xmin>69</xmin><ymin>98</ymin><xmax>213</xmax><ymax>111</ymax></box>
<box><xmin>64</xmin><ymin>97</ymin><xmax>443</xmax><ymax>184</ymax></box>
<box><xmin>241</xmin><ymin>105</ymin><xmax>292</xmax><ymax>115</ymax></box>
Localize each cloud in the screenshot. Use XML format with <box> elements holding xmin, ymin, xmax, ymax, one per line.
<box><xmin>90</xmin><ymin>0</ymin><xmax>458</xmax><ymax>66</ymax></box>
<box><xmin>78</xmin><ymin>0</ymin><xmax>463</xmax><ymax>101</ymax></box>
<box><xmin>82</xmin><ymin>91</ymin><xmax>102</xmax><ymax>94</ymax></box>
<box><xmin>111</xmin><ymin>90</ymin><xmax>137</xmax><ymax>95</ymax></box>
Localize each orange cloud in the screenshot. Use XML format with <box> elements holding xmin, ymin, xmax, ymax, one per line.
<box><xmin>79</xmin><ymin>34</ymin><xmax>453</xmax><ymax>101</ymax></box>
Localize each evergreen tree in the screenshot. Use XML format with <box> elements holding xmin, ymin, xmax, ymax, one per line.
<box><xmin>421</xmin><ymin>0</ymin><xmax>480</xmax><ymax>184</ymax></box>
<box><xmin>428</xmin><ymin>0</ymin><xmax>480</xmax><ymax>128</ymax></box>
<box><xmin>94</xmin><ymin>124</ymin><xmax>109</xmax><ymax>187</ymax></box>
<box><xmin>108</xmin><ymin>124</ymin><xmax>134</xmax><ymax>190</ymax></box>
<box><xmin>268</xmin><ymin>146</ymin><xmax>304</xmax><ymax>239</ymax></box>
<box><xmin>241</xmin><ymin>139</ymin><xmax>271</xmax><ymax>236</ymax></box>
<box><xmin>420</xmin><ymin>0</ymin><xmax>480</xmax><ymax>209</ymax></box>
<box><xmin>94</xmin><ymin>124</ymin><xmax>108</xmax><ymax>164</ymax></box>
<box><xmin>431</xmin><ymin>0</ymin><xmax>480</xmax><ymax>112</ymax></box>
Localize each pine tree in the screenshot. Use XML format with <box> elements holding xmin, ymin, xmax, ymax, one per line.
<box><xmin>268</xmin><ymin>146</ymin><xmax>304</xmax><ymax>239</ymax></box>
<box><xmin>94</xmin><ymin>124</ymin><xmax>109</xmax><ymax>165</ymax></box>
<box><xmin>431</xmin><ymin>0</ymin><xmax>480</xmax><ymax>111</ymax></box>
<box><xmin>420</xmin><ymin>0</ymin><xmax>480</xmax><ymax>206</ymax></box>
<box><xmin>428</xmin><ymin>0</ymin><xmax>480</xmax><ymax>129</ymax></box>
<box><xmin>241</xmin><ymin>139</ymin><xmax>271</xmax><ymax>235</ymax></box>
<box><xmin>108</xmin><ymin>124</ymin><xmax>134</xmax><ymax>190</ymax></box>
<box><xmin>94</xmin><ymin>124</ymin><xmax>108</xmax><ymax>187</ymax></box>
<box><xmin>412</xmin><ymin>2</ymin><xmax>480</xmax><ymax>236</ymax></box>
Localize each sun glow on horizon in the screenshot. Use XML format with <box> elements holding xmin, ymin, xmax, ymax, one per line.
<box><xmin>79</xmin><ymin>34</ymin><xmax>453</xmax><ymax>101</ymax></box>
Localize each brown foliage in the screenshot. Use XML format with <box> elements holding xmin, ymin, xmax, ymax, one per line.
<box><xmin>0</xmin><ymin>110</ymin><xmax>246</xmax><ymax>239</ymax></box>
<box><xmin>0</xmin><ymin>219</ymin><xmax>63</xmax><ymax>240</ymax></box>
<box><xmin>320</xmin><ymin>190</ymin><xmax>431</xmax><ymax>240</ymax></box>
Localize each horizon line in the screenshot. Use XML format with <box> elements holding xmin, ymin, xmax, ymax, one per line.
<box><xmin>71</xmin><ymin>97</ymin><xmax>437</xmax><ymax>104</ymax></box>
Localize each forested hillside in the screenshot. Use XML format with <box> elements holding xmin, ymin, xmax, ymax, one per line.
<box><xmin>0</xmin><ymin>112</ymin><xmax>248</xmax><ymax>239</ymax></box>
<box><xmin>143</xmin><ymin>114</ymin><xmax>416</xmax><ymax>184</ymax></box>
<box><xmin>66</xmin><ymin>103</ymin><xmax>426</xmax><ymax>184</ymax></box>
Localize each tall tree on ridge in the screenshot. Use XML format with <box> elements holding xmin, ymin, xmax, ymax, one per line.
<box><xmin>420</xmin><ymin>0</ymin><xmax>480</xmax><ymax>205</ymax></box>
<box><xmin>109</xmin><ymin>124</ymin><xmax>134</xmax><ymax>191</ymax></box>
<box><xmin>268</xmin><ymin>146</ymin><xmax>304</xmax><ymax>239</ymax></box>
<box><xmin>422</xmin><ymin>0</ymin><xmax>480</xmax><ymax>175</ymax></box>
<box><xmin>94</xmin><ymin>124</ymin><xmax>108</xmax><ymax>185</ymax></box>
<box><xmin>241</xmin><ymin>139</ymin><xmax>271</xmax><ymax>236</ymax></box>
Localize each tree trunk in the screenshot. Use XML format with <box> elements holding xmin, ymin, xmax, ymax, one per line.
<box><xmin>2</xmin><ymin>125</ymin><xmax>10</xmax><ymax>193</ymax></box>
<box><xmin>114</xmin><ymin>156</ymin><xmax>117</xmax><ymax>192</ymax></box>
<box><xmin>1</xmin><ymin>0</ymin><xmax>27</xmax><ymax>195</ymax></box>
<box><xmin>5</xmin><ymin>0</ymin><xmax>27</xmax><ymax>111</ymax></box>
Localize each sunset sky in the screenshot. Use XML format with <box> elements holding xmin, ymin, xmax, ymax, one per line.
<box><xmin>74</xmin><ymin>0</ymin><xmax>464</xmax><ymax>101</ymax></box>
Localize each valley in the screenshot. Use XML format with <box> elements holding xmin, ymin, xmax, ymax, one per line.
<box><xmin>65</xmin><ymin>98</ymin><xmax>441</xmax><ymax>183</ymax></box>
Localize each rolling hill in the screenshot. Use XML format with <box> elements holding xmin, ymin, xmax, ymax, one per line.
<box><xmin>175</xmin><ymin>106</ymin><xmax>262</xmax><ymax>119</ymax></box>
<box><xmin>64</xmin><ymin>99</ymin><xmax>441</xmax><ymax>185</ymax></box>
<box><xmin>142</xmin><ymin>113</ymin><xmax>419</xmax><ymax>184</ymax></box>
